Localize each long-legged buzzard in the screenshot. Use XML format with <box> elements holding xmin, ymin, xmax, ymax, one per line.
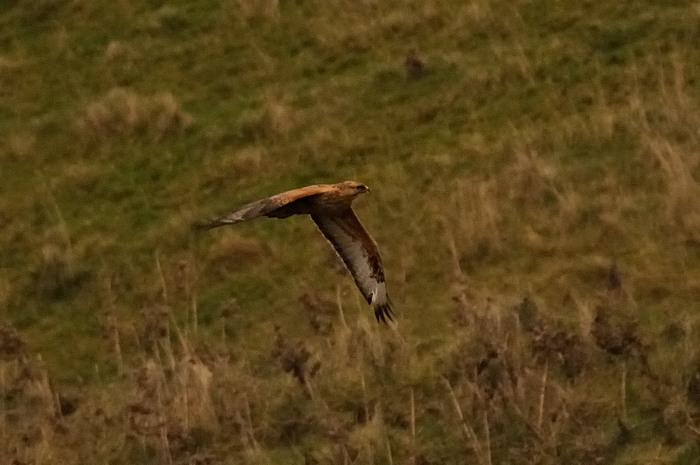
<box><xmin>197</xmin><ymin>181</ymin><xmax>394</xmax><ymax>323</ymax></box>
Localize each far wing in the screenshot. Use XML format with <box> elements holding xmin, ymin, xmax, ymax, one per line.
<box><xmin>195</xmin><ymin>184</ymin><xmax>333</xmax><ymax>229</ymax></box>
<box><xmin>311</xmin><ymin>209</ymin><xmax>394</xmax><ymax>323</ymax></box>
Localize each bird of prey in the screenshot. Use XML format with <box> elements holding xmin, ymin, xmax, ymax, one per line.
<box><xmin>197</xmin><ymin>181</ymin><xmax>394</xmax><ymax>323</ymax></box>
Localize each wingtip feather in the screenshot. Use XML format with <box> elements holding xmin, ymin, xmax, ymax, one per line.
<box><xmin>374</xmin><ymin>302</ymin><xmax>395</xmax><ymax>324</ymax></box>
<box><xmin>192</xmin><ymin>219</ymin><xmax>221</xmax><ymax>231</ymax></box>
<box><xmin>193</xmin><ymin>215</ymin><xmax>244</xmax><ymax>231</ymax></box>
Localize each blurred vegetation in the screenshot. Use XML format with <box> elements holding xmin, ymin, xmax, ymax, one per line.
<box><xmin>2</xmin><ymin>0</ymin><xmax>700</xmax><ymax>463</ymax></box>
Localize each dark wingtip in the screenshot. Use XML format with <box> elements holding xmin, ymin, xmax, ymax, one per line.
<box><xmin>192</xmin><ymin>220</ymin><xmax>214</xmax><ymax>231</ymax></box>
<box><xmin>192</xmin><ymin>218</ymin><xmax>227</xmax><ymax>231</ymax></box>
<box><xmin>374</xmin><ymin>302</ymin><xmax>395</xmax><ymax>325</ymax></box>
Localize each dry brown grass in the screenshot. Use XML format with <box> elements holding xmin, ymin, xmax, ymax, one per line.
<box><xmin>103</xmin><ymin>40</ymin><xmax>134</xmax><ymax>63</ymax></box>
<box><xmin>0</xmin><ymin>325</ymin><xmax>55</xmax><ymax>464</ymax></box>
<box><xmin>645</xmin><ymin>136</ymin><xmax>700</xmax><ymax>240</ymax></box>
<box><xmin>34</xmin><ymin>222</ymin><xmax>79</xmax><ymax>298</ymax></box>
<box><xmin>231</xmin><ymin>0</ymin><xmax>280</xmax><ymax>21</ymax></box>
<box><xmin>0</xmin><ymin>277</ymin><xmax>11</xmax><ymax>315</ymax></box>
<box><xmin>229</xmin><ymin>146</ymin><xmax>267</xmax><ymax>175</ymax></box>
<box><xmin>75</xmin><ymin>88</ymin><xmax>193</xmax><ymax>142</ymax></box>
<box><xmin>235</xmin><ymin>96</ymin><xmax>296</xmax><ymax>146</ymax></box>
<box><xmin>2</xmin><ymin>277</ymin><xmax>700</xmax><ymax>465</ymax></box>
<box><xmin>260</xmin><ymin>97</ymin><xmax>295</xmax><ymax>139</ymax></box>
<box><xmin>443</xmin><ymin>178</ymin><xmax>502</xmax><ymax>276</ymax></box>
<box><xmin>58</xmin><ymin>162</ymin><xmax>103</xmax><ymax>194</ymax></box>
<box><xmin>206</xmin><ymin>233</ymin><xmax>271</xmax><ymax>273</ymax></box>
<box><xmin>5</xmin><ymin>131</ymin><xmax>36</xmax><ymax>161</ymax></box>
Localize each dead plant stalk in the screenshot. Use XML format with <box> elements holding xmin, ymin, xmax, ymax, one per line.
<box><xmin>537</xmin><ymin>361</ymin><xmax>548</xmax><ymax>432</ymax></box>
<box><xmin>410</xmin><ymin>388</ymin><xmax>416</xmax><ymax>464</ymax></box>
<box><xmin>442</xmin><ymin>377</ymin><xmax>489</xmax><ymax>465</ymax></box>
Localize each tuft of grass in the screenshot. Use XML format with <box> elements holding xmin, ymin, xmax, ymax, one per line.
<box><xmin>206</xmin><ymin>232</ymin><xmax>271</xmax><ymax>273</ymax></box>
<box><xmin>5</xmin><ymin>131</ymin><xmax>36</xmax><ymax>161</ymax></box>
<box><xmin>75</xmin><ymin>88</ymin><xmax>193</xmax><ymax>143</ymax></box>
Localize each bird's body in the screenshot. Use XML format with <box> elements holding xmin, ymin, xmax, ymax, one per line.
<box><xmin>198</xmin><ymin>181</ymin><xmax>394</xmax><ymax>323</ymax></box>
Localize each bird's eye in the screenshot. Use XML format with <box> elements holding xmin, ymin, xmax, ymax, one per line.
<box><xmin>356</xmin><ymin>185</ymin><xmax>366</xmax><ymax>190</ymax></box>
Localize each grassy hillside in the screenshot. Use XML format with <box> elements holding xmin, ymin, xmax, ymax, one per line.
<box><xmin>2</xmin><ymin>0</ymin><xmax>700</xmax><ymax>463</ymax></box>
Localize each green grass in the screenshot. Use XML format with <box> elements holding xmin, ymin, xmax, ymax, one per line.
<box><xmin>2</xmin><ymin>0</ymin><xmax>700</xmax><ymax>463</ymax></box>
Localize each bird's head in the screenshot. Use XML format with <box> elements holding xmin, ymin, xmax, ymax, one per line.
<box><xmin>339</xmin><ymin>180</ymin><xmax>370</xmax><ymax>197</ymax></box>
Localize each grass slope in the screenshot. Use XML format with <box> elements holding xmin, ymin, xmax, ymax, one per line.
<box><xmin>2</xmin><ymin>0</ymin><xmax>700</xmax><ymax>463</ymax></box>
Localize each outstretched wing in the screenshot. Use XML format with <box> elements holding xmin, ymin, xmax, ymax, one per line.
<box><xmin>195</xmin><ymin>184</ymin><xmax>333</xmax><ymax>229</ymax></box>
<box><xmin>311</xmin><ymin>209</ymin><xmax>394</xmax><ymax>323</ymax></box>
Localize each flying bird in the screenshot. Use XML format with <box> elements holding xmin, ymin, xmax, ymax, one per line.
<box><xmin>197</xmin><ymin>181</ymin><xmax>394</xmax><ymax>323</ymax></box>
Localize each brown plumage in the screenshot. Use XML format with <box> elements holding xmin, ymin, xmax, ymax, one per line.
<box><xmin>196</xmin><ymin>181</ymin><xmax>394</xmax><ymax>323</ymax></box>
